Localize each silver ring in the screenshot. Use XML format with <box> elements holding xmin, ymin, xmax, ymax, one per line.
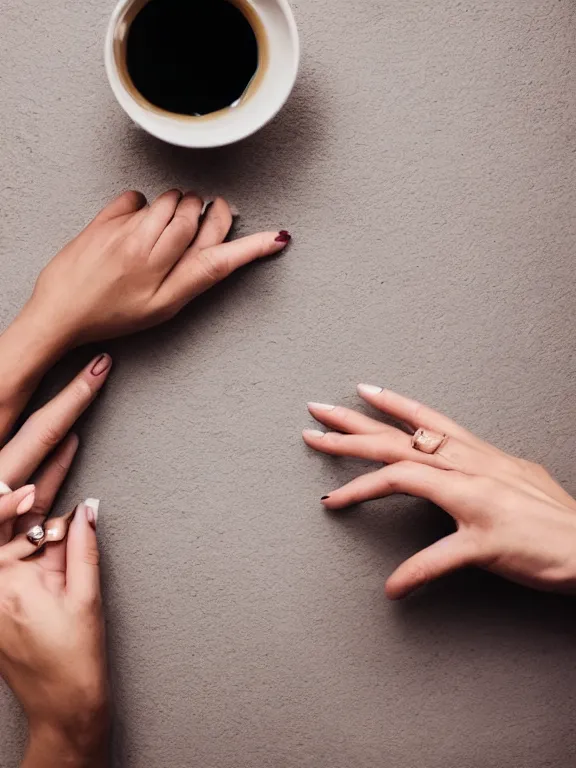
<box><xmin>26</xmin><ymin>525</ymin><xmax>46</xmax><ymax>547</ymax></box>
<box><xmin>411</xmin><ymin>428</ymin><xmax>447</xmax><ymax>455</ymax></box>
<box><xmin>0</xmin><ymin>481</ymin><xmax>12</xmax><ymax>496</ymax></box>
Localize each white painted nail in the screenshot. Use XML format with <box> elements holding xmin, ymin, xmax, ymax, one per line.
<box><xmin>307</xmin><ymin>402</ymin><xmax>336</xmax><ymax>412</ymax></box>
<box><xmin>303</xmin><ymin>429</ymin><xmax>326</xmax><ymax>438</ymax></box>
<box><xmin>357</xmin><ymin>383</ymin><xmax>383</xmax><ymax>396</ymax></box>
<box><xmin>84</xmin><ymin>498</ymin><xmax>100</xmax><ymax>524</ymax></box>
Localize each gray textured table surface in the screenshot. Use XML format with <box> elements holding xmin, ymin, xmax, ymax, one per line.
<box><xmin>2</xmin><ymin>1</ymin><xmax>576</xmax><ymax>766</ymax></box>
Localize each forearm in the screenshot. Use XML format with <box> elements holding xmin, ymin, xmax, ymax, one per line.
<box><xmin>23</xmin><ymin>720</ymin><xmax>110</xmax><ymax>768</ymax></box>
<box><xmin>0</xmin><ymin>306</ymin><xmax>69</xmax><ymax>441</ymax></box>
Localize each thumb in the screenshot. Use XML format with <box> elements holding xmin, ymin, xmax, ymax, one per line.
<box><xmin>66</xmin><ymin>499</ymin><xmax>101</xmax><ymax>604</ymax></box>
<box><xmin>385</xmin><ymin>532</ymin><xmax>478</xmax><ymax>600</ymax></box>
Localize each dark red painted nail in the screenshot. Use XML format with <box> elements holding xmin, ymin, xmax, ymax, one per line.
<box><xmin>321</xmin><ymin>496</ymin><xmax>330</xmax><ymax>501</ymax></box>
<box><xmin>275</xmin><ymin>230</ymin><xmax>291</xmax><ymax>243</ymax></box>
<box><xmin>91</xmin><ymin>354</ymin><xmax>111</xmax><ymax>376</ymax></box>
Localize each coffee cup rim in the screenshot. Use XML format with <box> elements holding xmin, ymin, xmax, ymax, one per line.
<box><xmin>104</xmin><ymin>0</ymin><xmax>300</xmax><ymax>148</ymax></box>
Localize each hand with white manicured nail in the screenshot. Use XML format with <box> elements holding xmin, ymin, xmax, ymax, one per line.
<box><xmin>304</xmin><ymin>386</ymin><xmax>576</xmax><ymax>600</ymax></box>
<box><xmin>0</xmin><ymin>500</ymin><xmax>109</xmax><ymax>768</ymax></box>
<box><xmin>0</xmin><ymin>354</ymin><xmax>112</xmax><ymax>560</ymax></box>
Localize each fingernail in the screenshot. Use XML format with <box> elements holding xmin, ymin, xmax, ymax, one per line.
<box><xmin>91</xmin><ymin>354</ymin><xmax>112</xmax><ymax>376</ymax></box>
<box><xmin>16</xmin><ymin>486</ymin><xmax>36</xmax><ymax>515</ymax></box>
<box><xmin>307</xmin><ymin>402</ymin><xmax>335</xmax><ymax>412</ymax></box>
<box><xmin>202</xmin><ymin>200</ymin><xmax>214</xmax><ymax>217</ymax></box>
<box><xmin>84</xmin><ymin>498</ymin><xmax>100</xmax><ymax>528</ymax></box>
<box><xmin>357</xmin><ymin>383</ymin><xmax>383</xmax><ymax>396</ymax></box>
<box><xmin>275</xmin><ymin>230</ymin><xmax>291</xmax><ymax>243</ymax></box>
<box><xmin>321</xmin><ymin>496</ymin><xmax>330</xmax><ymax>501</ymax></box>
<box><xmin>303</xmin><ymin>429</ymin><xmax>326</xmax><ymax>438</ymax></box>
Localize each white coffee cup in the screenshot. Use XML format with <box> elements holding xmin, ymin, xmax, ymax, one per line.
<box><xmin>105</xmin><ymin>0</ymin><xmax>299</xmax><ymax>148</ymax></box>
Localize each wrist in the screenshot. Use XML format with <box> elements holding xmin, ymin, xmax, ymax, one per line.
<box><xmin>0</xmin><ymin>306</ymin><xmax>71</xmax><ymax>399</ymax></box>
<box><xmin>26</xmin><ymin>710</ymin><xmax>110</xmax><ymax>768</ymax></box>
<box><xmin>0</xmin><ymin>305</ymin><xmax>75</xmax><ymax>441</ymax></box>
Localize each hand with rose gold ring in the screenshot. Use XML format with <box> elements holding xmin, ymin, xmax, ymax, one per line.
<box><xmin>0</xmin><ymin>354</ymin><xmax>112</xmax><ymax>561</ymax></box>
<box><xmin>303</xmin><ymin>385</ymin><xmax>576</xmax><ymax>600</ymax></box>
<box><xmin>411</xmin><ymin>428</ymin><xmax>447</xmax><ymax>455</ymax></box>
<box><xmin>0</xmin><ymin>499</ymin><xmax>109</xmax><ymax>766</ymax></box>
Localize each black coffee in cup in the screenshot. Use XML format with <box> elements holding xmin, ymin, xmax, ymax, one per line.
<box><xmin>125</xmin><ymin>0</ymin><xmax>261</xmax><ymax>117</ymax></box>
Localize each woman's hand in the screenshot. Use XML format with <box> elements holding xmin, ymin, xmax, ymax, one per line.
<box><xmin>0</xmin><ymin>501</ymin><xmax>109</xmax><ymax>768</ymax></box>
<box><xmin>0</xmin><ymin>352</ymin><xmax>112</xmax><ymax>559</ymax></box>
<box><xmin>304</xmin><ymin>386</ymin><xmax>576</xmax><ymax>599</ymax></box>
<box><xmin>0</xmin><ymin>190</ymin><xmax>290</xmax><ymax>437</ymax></box>
<box><xmin>21</xmin><ymin>189</ymin><xmax>291</xmax><ymax>348</ymax></box>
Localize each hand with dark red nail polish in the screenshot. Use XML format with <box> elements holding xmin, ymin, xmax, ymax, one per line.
<box><xmin>19</xmin><ymin>190</ymin><xmax>295</xmax><ymax>356</ymax></box>
<box><xmin>0</xmin><ymin>188</ymin><xmax>294</xmax><ymax>445</ymax></box>
<box><xmin>90</xmin><ymin>354</ymin><xmax>112</xmax><ymax>377</ymax></box>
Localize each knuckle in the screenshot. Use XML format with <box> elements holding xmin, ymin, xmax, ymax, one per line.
<box><xmin>83</xmin><ymin>546</ymin><xmax>101</xmax><ymax>569</ymax></box>
<box><xmin>0</xmin><ymin>588</ymin><xmax>25</xmax><ymax>619</ymax></box>
<box><xmin>123</xmin><ymin>233</ymin><xmax>143</xmax><ymax>259</ymax></box>
<box><xmin>211</xmin><ymin>197</ymin><xmax>232</xmax><ymax>224</ymax></box>
<box><xmin>198</xmin><ymin>249</ymin><xmax>229</xmax><ymax>282</ymax></box>
<box><xmin>412</xmin><ymin>402</ymin><xmax>427</xmax><ymax>427</ymax></box>
<box><xmin>182</xmin><ymin>190</ymin><xmax>202</xmax><ymax>204</ymax></box>
<box><xmin>79</xmin><ymin>590</ymin><xmax>102</xmax><ymax>613</ymax></box>
<box><xmin>171</xmin><ymin>213</ymin><xmax>195</xmax><ymax>238</ymax></box>
<box><xmin>387</xmin><ymin>461</ymin><xmax>417</xmax><ymax>491</ymax></box>
<box><xmin>28</xmin><ymin>510</ymin><xmax>48</xmax><ymax>524</ymax></box>
<box><xmin>386</xmin><ymin>474</ymin><xmax>403</xmax><ymax>494</ymax></box>
<box><xmin>469</xmin><ymin>476</ymin><xmax>518</xmax><ymax>515</ymax></box>
<box><xmin>149</xmin><ymin>301</ymin><xmax>178</xmax><ymax>325</ymax></box>
<box><xmin>396</xmin><ymin>460</ymin><xmax>420</xmax><ymax>471</ymax></box>
<box><xmin>334</xmin><ymin>409</ymin><xmax>353</xmax><ymax>430</ymax></box>
<box><xmin>470</xmin><ymin>475</ymin><xmax>500</xmax><ymax>496</ymax></box>
<box><xmin>70</xmin><ymin>377</ymin><xmax>94</xmax><ymax>404</ymax></box>
<box><xmin>123</xmin><ymin>190</ymin><xmax>144</xmax><ymax>208</ymax></box>
<box><xmin>391</xmin><ymin>460</ymin><xmax>421</xmax><ymax>480</ymax></box>
<box><xmin>31</xmin><ymin>418</ymin><xmax>64</xmax><ymax>449</ymax></box>
<box><xmin>53</xmin><ymin>454</ymin><xmax>72</xmax><ymax>474</ymax></box>
<box><xmin>29</xmin><ymin>498</ymin><xmax>49</xmax><ymax>516</ymax></box>
<box><xmin>258</xmin><ymin>232</ymin><xmax>271</xmax><ymax>258</ymax></box>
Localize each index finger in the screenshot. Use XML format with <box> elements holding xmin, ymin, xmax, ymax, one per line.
<box><xmin>157</xmin><ymin>230</ymin><xmax>291</xmax><ymax>309</ymax></box>
<box><xmin>0</xmin><ymin>354</ymin><xmax>112</xmax><ymax>488</ymax></box>
<box><xmin>321</xmin><ymin>461</ymin><xmax>473</xmax><ymax>511</ymax></box>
